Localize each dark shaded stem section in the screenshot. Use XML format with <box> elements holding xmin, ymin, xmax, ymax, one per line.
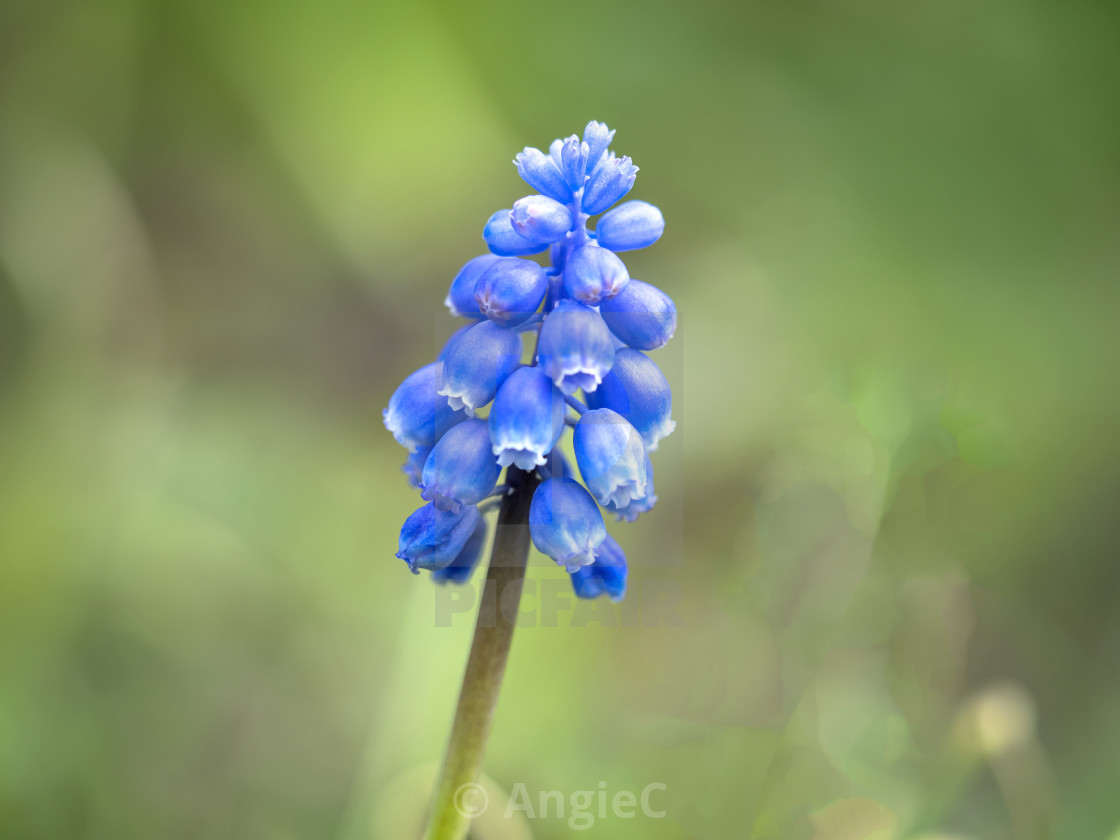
<box><xmin>422</xmin><ymin>466</ymin><xmax>540</xmax><ymax>840</ymax></box>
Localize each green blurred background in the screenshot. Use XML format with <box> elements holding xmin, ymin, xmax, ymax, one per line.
<box><xmin>2</xmin><ymin>1</ymin><xmax>1119</xmax><ymax>838</ymax></box>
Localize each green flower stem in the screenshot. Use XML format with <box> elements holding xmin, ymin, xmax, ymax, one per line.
<box><xmin>422</xmin><ymin>466</ymin><xmax>540</xmax><ymax>840</ymax></box>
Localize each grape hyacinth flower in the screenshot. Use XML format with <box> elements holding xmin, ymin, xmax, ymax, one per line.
<box><xmin>383</xmin><ymin>362</ymin><xmax>466</xmax><ymax>452</ymax></box>
<box><xmin>474</xmin><ymin>258</ymin><xmax>549</xmax><ymax>327</ymax></box>
<box><xmin>396</xmin><ymin>502</ymin><xmax>482</xmax><ymax>573</ymax></box>
<box><xmin>488</xmin><ymin>366</ymin><xmax>565</xmax><ymax>470</ymax></box>
<box><xmin>383</xmin><ymin>122</ymin><xmax>676</xmax><ymax>840</ymax></box>
<box><xmin>569</xmin><ymin>533</ymin><xmax>628</xmax><ymax>601</ymax></box>
<box><xmin>444</xmin><ymin>254</ymin><xmax>499</xmax><ymax>319</ymax></box>
<box><xmin>600</xmin><ymin>278</ymin><xmax>676</xmax><ymax>350</ymax></box>
<box><xmin>585</xmin><ymin>347</ymin><xmax>676</xmax><ymax>450</ymax></box>
<box><xmin>528</xmin><ymin>476</ymin><xmax>607</xmax><ymax>572</ymax></box>
<box><xmin>431</xmin><ymin>517</ymin><xmax>489</xmax><ymax>585</ymax></box>
<box><xmin>572</xmin><ymin>408</ymin><xmax>649</xmax><ymax>509</ymax></box>
<box><xmin>536</xmin><ymin>299</ymin><xmax>615</xmax><ymax>396</ymax></box>
<box><xmin>421</xmin><ymin>419</ymin><xmax>502</xmax><ymax>513</ymax></box>
<box><xmin>438</xmin><ymin>320</ymin><xmax>522</xmax><ymax>414</ymax></box>
<box><xmin>563</xmin><ymin>244</ymin><xmax>630</xmax><ymax>305</ymax></box>
<box><xmin>385</xmin><ymin>118</ymin><xmax>675</xmax><ymax>590</ymax></box>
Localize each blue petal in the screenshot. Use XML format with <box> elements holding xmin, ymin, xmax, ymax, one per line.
<box><xmin>438</xmin><ymin>321</ymin><xmax>523</xmax><ymax>413</ymax></box>
<box><xmin>585</xmin><ymin>349</ymin><xmax>675</xmax><ymax>450</ymax></box>
<box><xmin>573</xmin><ymin>408</ymin><xmax>649</xmax><ymax>508</ymax></box>
<box><xmin>560</xmin><ymin>134</ymin><xmax>589</xmax><ymax>191</ymax></box>
<box><xmin>569</xmin><ymin>533</ymin><xmax>627</xmax><ymax>601</ymax></box>
<box><xmin>483</xmin><ymin>209</ymin><xmax>549</xmax><ymax>257</ymax></box>
<box><xmin>431</xmin><ymin>516</ymin><xmax>488</xmax><ymax>584</ymax></box>
<box><xmin>582</xmin><ymin>121</ymin><xmax>615</xmax><ymax>174</ymax></box>
<box><xmin>421</xmin><ymin>419</ymin><xmax>501</xmax><ymax>512</ymax></box>
<box><xmin>397</xmin><ymin>503</ymin><xmax>482</xmax><ymax>573</ymax></box>
<box><xmin>599</xmin><ymin>278</ymin><xmax>677</xmax><ymax>350</ymax></box>
<box><xmin>510</xmin><ymin>195</ymin><xmax>574</xmax><ymax>245</ymax></box>
<box><xmin>402</xmin><ymin>446</ymin><xmax>432</xmax><ymax>488</ymax></box>
<box><xmin>594</xmin><ymin>201</ymin><xmax>665</xmax><ymax>252</ymax></box>
<box><xmin>445</xmin><ymin>254</ymin><xmax>500</xmax><ymax>318</ymax></box>
<box><xmin>488</xmin><ymin>366</ymin><xmax>566</xmax><ymax>470</ymax></box>
<box><xmin>383</xmin><ymin>362</ymin><xmax>467</xmax><ymax>452</ymax></box>
<box><xmin>438</xmin><ymin>323</ymin><xmax>474</xmax><ymax>361</ymax></box>
<box><xmin>514</xmin><ymin>146</ymin><xmax>573</xmax><ymax>204</ymax></box>
<box><xmin>474</xmin><ymin>257</ymin><xmax>549</xmax><ymax>328</ymax></box>
<box><xmin>605</xmin><ymin>456</ymin><xmax>657</xmax><ymax>521</ymax></box>
<box><xmin>548</xmin><ymin>138</ymin><xmax>565</xmax><ymax>170</ymax></box>
<box><xmin>536</xmin><ymin>300</ymin><xmax>616</xmax><ymax>396</ymax></box>
<box><xmin>562</xmin><ymin>244</ymin><xmax>630</xmax><ymax>305</ymax></box>
<box><xmin>528</xmin><ymin>477</ymin><xmax>606</xmax><ymax>572</ymax></box>
<box><xmin>581</xmin><ymin>153</ymin><xmax>638</xmax><ymax>215</ymax></box>
<box><xmin>607</xmin><ymin>492</ymin><xmax>658</xmax><ymax>522</ymax></box>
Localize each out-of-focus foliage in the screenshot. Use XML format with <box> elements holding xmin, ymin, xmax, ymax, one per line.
<box><xmin>1</xmin><ymin>1</ymin><xmax>1118</xmax><ymax>838</ymax></box>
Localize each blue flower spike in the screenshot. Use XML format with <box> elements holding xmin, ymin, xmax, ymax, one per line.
<box><xmin>387</xmin><ymin>121</ymin><xmax>674</xmax><ymax>603</ymax></box>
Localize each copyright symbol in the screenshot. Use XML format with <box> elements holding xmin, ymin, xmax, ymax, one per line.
<box><xmin>453</xmin><ymin>782</ymin><xmax>488</xmax><ymax>818</ymax></box>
